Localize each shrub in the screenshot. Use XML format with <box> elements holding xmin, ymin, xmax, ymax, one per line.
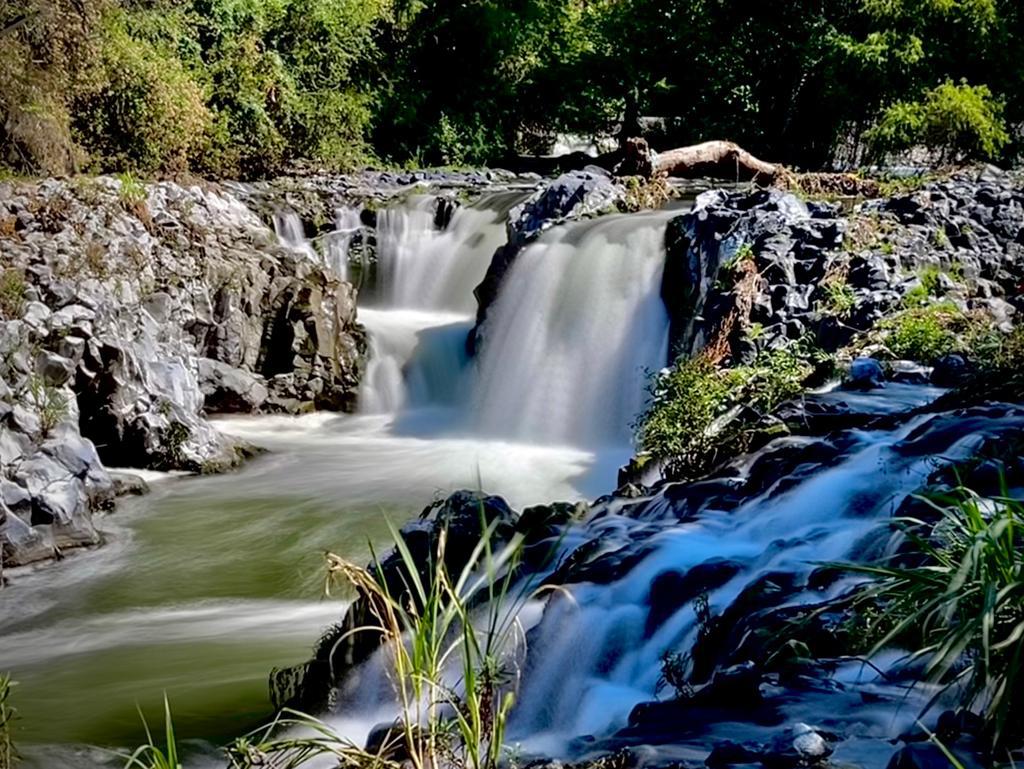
<box><xmin>27</xmin><ymin>375</ymin><xmax>70</xmax><ymax>435</ymax></box>
<box><xmin>72</xmin><ymin>11</ymin><xmax>212</xmax><ymax>173</ymax></box>
<box><xmin>882</xmin><ymin>303</ymin><xmax>962</xmax><ymax>362</ymax></box>
<box><xmin>821</xmin><ymin>277</ymin><xmax>857</xmax><ymax>318</ymax></box>
<box><xmin>635</xmin><ymin>347</ymin><xmax>816</xmax><ymax>462</ymax></box>
<box><xmin>634</xmin><ymin>355</ymin><xmax>733</xmax><ymax>462</ymax></box>
<box><xmin>842</xmin><ymin>486</ymin><xmax>1024</xmax><ymax>748</ymax></box>
<box><xmin>867</xmin><ymin>81</ymin><xmax>1010</xmax><ymax>163</ymax></box>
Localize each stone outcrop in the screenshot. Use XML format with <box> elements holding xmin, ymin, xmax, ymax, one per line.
<box><xmin>0</xmin><ymin>176</ymin><xmax>365</xmax><ymax>567</ymax></box>
<box><xmin>663</xmin><ymin>168</ymin><xmax>1024</xmax><ymax>364</ymax></box>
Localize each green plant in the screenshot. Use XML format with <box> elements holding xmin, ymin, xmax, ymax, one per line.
<box><xmin>236</xmin><ymin>517</ymin><xmax>543</xmax><ymax>769</ymax></box>
<box><xmin>821</xmin><ymin>277</ymin><xmax>857</xmax><ymax>318</ymax></box>
<box><xmin>227</xmin><ymin>709</ymin><xmax>389</xmax><ymax>769</ymax></box>
<box><xmin>0</xmin><ymin>674</ymin><xmax>17</xmax><ymax>769</ymax></box>
<box><xmin>27</xmin><ymin>375</ymin><xmax>69</xmax><ymax>435</ymax></box>
<box><xmin>882</xmin><ymin>303</ymin><xmax>963</xmax><ymax>362</ymax></box>
<box><xmin>0</xmin><ymin>270</ymin><xmax>26</xmax><ymax>320</ymax></box>
<box><xmin>841</xmin><ymin>485</ymin><xmax>1024</xmax><ymax>748</ymax></box>
<box><xmin>867</xmin><ymin>80</ymin><xmax>1010</xmax><ymax>162</ymax></box>
<box><xmin>122</xmin><ymin>695</ymin><xmax>181</xmax><ymax>769</ymax></box>
<box><xmin>117</xmin><ymin>171</ymin><xmax>146</xmax><ymax>205</ymax></box>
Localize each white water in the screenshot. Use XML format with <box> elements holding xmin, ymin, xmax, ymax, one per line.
<box><xmin>374</xmin><ymin>193</ymin><xmax>519</xmax><ymax>313</ymax></box>
<box><xmin>272</xmin><ymin>211</ymin><xmax>317</xmax><ymax>262</ymax></box>
<box><xmin>274</xmin><ymin>208</ymin><xmax>360</xmax><ymax>281</ymax></box>
<box><xmin>473</xmin><ymin>211</ymin><xmax>673</xmax><ymax>447</ymax></box>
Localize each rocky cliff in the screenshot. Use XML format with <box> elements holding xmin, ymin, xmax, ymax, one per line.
<box><xmin>0</xmin><ymin>176</ymin><xmax>365</xmax><ymax>568</ymax></box>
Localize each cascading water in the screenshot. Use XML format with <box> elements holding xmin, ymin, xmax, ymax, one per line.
<box><xmin>272</xmin><ymin>210</ymin><xmax>318</xmax><ymax>262</ymax></box>
<box><xmin>472</xmin><ymin>211</ymin><xmax>673</xmax><ymax>447</ymax></box>
<box><xmin>321</xmin><ymin>390</ymin><xmax>1024</xmax><ymax>766</ymax></box>
<box><xmin>373</xmin><ymin>192</ymin><xmax>525</xmax><ymax>313</ymax></box>
<box><xmin>357</xmin><ymin>191</ymin><xmax>526</xmax><ymax>415</ymax></box>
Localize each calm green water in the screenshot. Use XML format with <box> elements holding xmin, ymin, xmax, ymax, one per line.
<box><xmin>0</xmin><ymin>411</ymin><xmax>602</xmax><ymax>766</ymax></box>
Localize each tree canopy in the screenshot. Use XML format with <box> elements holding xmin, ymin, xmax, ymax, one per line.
<box><xmin>1</xmin><ymin>0</ymin><xmax>1021</xmax><ymax>176</ymax></box>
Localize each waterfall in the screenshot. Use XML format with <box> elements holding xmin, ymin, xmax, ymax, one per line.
<box><xmin>374</xmin><ymin>192</ymin><xmax>523</xmax><ymax>313</ymax></box>
<box><xmin>321</xmin><ymin>391</ymin><xmax>1022</xmax><ymax>761</ymax></box>
<box><xmin>358</xmin><ymin>192</ymin><xmax>526</xmax><ymax>414</ymax></box>
<box><xmin>471</xmin><ymin>211</ymin><xmax>673</xmax><ymax>448</ymax></box>
<box><xmin>322</xmin><ymin>206</ymin><xmax>362</xmax><ymax>281</ymax></box>
<box><xmin>272</xmin><ymin>211</ymin><xmax>318</xmax><ymax>263</ymax></box>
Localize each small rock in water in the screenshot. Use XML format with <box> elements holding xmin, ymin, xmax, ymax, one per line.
<box><xmin>844</xmin><ymin>357</ymin><xmax>885</xmax><ymax>390</ymax></box>
<box><xmin>762</xmin><ymin>723</ymin><xmax>834</xmax><ymax>767</ymax></box>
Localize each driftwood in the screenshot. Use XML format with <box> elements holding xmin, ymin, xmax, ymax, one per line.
<box><xmin>653</xmin><ymin>139</ymin><xmax>780</xmax><ymax>181</ymax></box>
<box><xmin>507</xmin><ymin>138</ymin><xmax>782</xmax><ymax>183</ymax></box>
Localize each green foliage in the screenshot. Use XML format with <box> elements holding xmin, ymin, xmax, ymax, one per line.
<box><xmin>117</xmin><ymin>172</ymin><xmax>146</xmax><ymax>205</ymax></box>
<box><xmin>0</xmin><ymin>270</ymin><xmax>26</xmax><ymax>320</ymax></box>
<box><xmin>842</xmin><ymin>486</ymin><xmax>1024</xmax><ymax>746</ymax></box>
<box><xmin>122</xmin><ymin>695</ymin><xmax>181</xmax><ymax>769</ymax></box>
<box><xmin>27</xmin><ymin>375</ymin><xmax>70</xmax><ymax>435</ymax></box>
<box><xmin>821</xmin><ymin>276</ymin><xmax>857</xmax><ymax>318</ymax></box>
<box><xmin>636</xmin><ymin>347</ymin><xmax>815</xmax><ymax>462</ymax></box>
<box><xmin>882</xmin><ymin>302</ymin><xmax>963</xmax><ymax>362</ymax></box>
<box><xmin>3</xmin><ymin>0</ymin><xmax>1024</xmax><ymax>173</ymax></box>
<box><xmin>232</xmin><ymin>517</ymin><xmax>541</xmax><ymax>769</ymax></box>
<box><xmin>0</xmin><ymin>674</ymin><xmax>17</xmax><ymax>769</ymax></box>
<box><xmin>867</xmin><ymin>81</ymin><xmax>1010</xmax><ymax>162</ymax></box>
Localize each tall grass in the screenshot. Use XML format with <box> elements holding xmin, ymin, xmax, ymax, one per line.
<box><xmin>0</xmin><ymin>674</ymin><xmax>17</xmax><ymax>769</ymax></box>
<box><xmin>228</xmin><ymin>515</ymin><xmax>549</xmax><ymax>769</ymax></box>
<box><xmin>845</xmin><ymin>485</ymin><xmax>1024</xmax><ymax>748</ymax></box>
<box><xmin>122</xmin><ymin>695</ymin><xmax>181</xmax><ymax>769</ymax></box>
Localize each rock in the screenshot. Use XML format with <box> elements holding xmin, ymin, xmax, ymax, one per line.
<box><xmin>470</xmin><ymin>170</ymin><xmax>625</xmax><ymax>352</ymax></box>
<box><xmin>109</xmin><ymin>471</ymin><xmax>150</xmax><ymax>497</ymax></box>
<box><xmin>886</xmin><ymin>743</ymin><xmax>985</xmax><ymax>769</ymax></box>
<box><xmin>0</xmin><ymin>175</ymin><xmax>367</xmax><ymax>566</ymax></box>
<box><xmin>930</xmin><ymin>353</ymin><xmax>969</xmax><ymax>388</ymax></box>
<box><xmin>705</xmin><ymin>741</ymin><xmax>762</xmax><ymax>768</ymax></box>
<box><xmin>844</xmin><ymin>357</ymin><xmax>885</xmax><ymax>390</ymax></box>
<box><xmin>198</xmin><ymin>358</ymin><xmax>270</xmax><ymax>413</ymax></box>
<box><xmin>762</xmin><ymin>723</ymin><xmax>834</xmax><ymax>768</ymax></box>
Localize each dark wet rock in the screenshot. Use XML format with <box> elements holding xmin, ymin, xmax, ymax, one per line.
<box><xmin>705</xmin><ymin>740</ymin><xmax>762</xmax><ymax>768</ymax></box>
<box><xmin>886</xmin><ymin>742</ymin><xmax>985</xmax><ymax>769</ymax></box>
<box><xmin>844</xmin><ymin>357</ymin><xmax>885</xmax><ymax>390</ymax></box>
<box><xmin>929</xmin><ymin>353</ymin><xmax>969</xmax><ymax>388</ymax></box>
<box><xmin>762</xmin><ymin>723</ymin><xmax>835</xmax><ymax>768</ymax></box>
<box><xmin>646</xmin><ymin>560</ymin><xmax>743</xmax><ymax>635</ymax></box>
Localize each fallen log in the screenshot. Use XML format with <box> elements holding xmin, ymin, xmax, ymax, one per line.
<box><xmin>649</xmin><ymin>139</ymin><xmax>780</xmax><ymax>181</ymax></box>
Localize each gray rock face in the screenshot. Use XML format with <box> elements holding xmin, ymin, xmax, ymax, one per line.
<box><xmin>0</xmin><ymin>175</ymin><xmax>366</xmax><ymax>566</ymax></box>
<box><xmin>662</xmin><ymin>170</ymin><xmax>1024</xmax><ymax>365</ymax></box>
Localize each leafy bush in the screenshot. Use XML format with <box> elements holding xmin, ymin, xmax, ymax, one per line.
<box><xmin>882</xmin><ymin>303</ymin><xmax>963</xmax><ymax>362</ymax></box>
<box><xmin>843</xmin><ymin>486</ymin><xmax>1024</xmax><ymax>747</ymax></box>
<box><xmin>73</xmin><ymin>11</ymin><xmax>212</xmax><ymax>172</ymax></box>
<box><xmin>867</xmin><ymin>81</ymin><xmax>1010</xmax><ymax>162</ymax></box>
